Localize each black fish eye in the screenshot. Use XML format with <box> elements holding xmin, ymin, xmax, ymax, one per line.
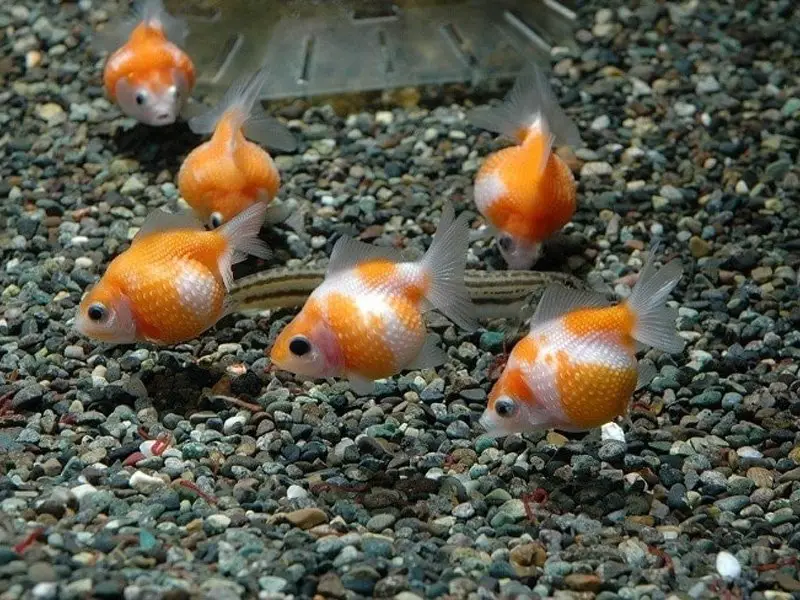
<box><xmin>289</xmin><ymin>336</ymin><xmax>311</xmax><ymax>357</ymax></box>
<box><xmin>498</xmin><ymin>235</ymin><xmax>513</xmax><ymax>252</ymax></box>
<box><xmin>87</xmin><ymin>303</ymin><xmax>106</xmax><ymax>322</ymax></box>
<box><xmin>135</xmin><ymin>92</ymin><xmax>146</xmax><ymax>105</ymax></box>
<box><xmin>495</xmin><ymin>398</ymin><xmax>516</xmax><ymax>418</ymax></box>
<box><xmin>210</xmin><ymin>212</ymin><xmax>223</xmax><ymax>228</ymax></box>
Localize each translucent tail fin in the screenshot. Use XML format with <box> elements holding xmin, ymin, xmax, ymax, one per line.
<box><xmin>420</xmin><ymin>203</ymin><xmax>478</xmax><ymax>332</ymax></box>
<box><xmin>466</xmin><ymin>61</ymin><xmax>582</xmax><ymax>148</ymax></box>
<box><xmin>141</xmin><ymin>0</ymin><xmax>189</xmax><ymax>45</ymax></box>
<box><xmin>217</xmin><ymin>202</ymin><xmax>272</xmax><ymax>290</ymax></box>
<box><xmin>625</xmin><ymin>249</ymin><xmax>685</xmax><ymax>354</ymax></box>
<box><xmin>92</xmin><ymin>0</ymin><xmax>189</xmax><ymax>53</ymax></box>
<box><xmin>188</xmin><ymin>67</ymin><xmax>297</xmax><ymax>152</ymax></box>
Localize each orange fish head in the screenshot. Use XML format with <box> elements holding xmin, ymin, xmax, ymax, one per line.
<box><xmin>115</xmin><ymin>68</ymin><xmax>189</xmax><ymax>126</ymax></box>
<box><xmin>207</xmin><ymin>191</ymin><xmax>259</xmax><ymax>229</ymax></box>
<box><xmin>269</xmin><ymin>302</ymin><xmax>343</xmax><ymax>379</ymax></box>
<box><xmin>497</xmin><ymin>233</ymin><xmax>542</xmax><ymax>270</ymax></box>
<box><xmin>75</xmin><ymin>281</ymin><xmax>138</xmax><ymax>344</ymax></box>
<box><xmin>480</xmin><ymin>366</ymin><xmax>539</xmax><ymax>438</ymax></box>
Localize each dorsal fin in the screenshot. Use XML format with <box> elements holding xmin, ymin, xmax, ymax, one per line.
<box><xmin>326</xmin><ymin>235</ymin><xmax>407</xmax><ymax>277</ymax></box>
<box><xmin>529</xmin><ymin>283</ymin><xmax>612</xmax><ymax>330</ymax></box>
<box><xmin>133</xmin><ymin>207</ymin><xmax>204</xmax><ymax>244</ymax></box>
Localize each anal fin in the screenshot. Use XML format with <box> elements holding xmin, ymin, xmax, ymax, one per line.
<box><xmin>635</xmin><ymin>360</ymin><xmax>658</xmax><ymax>390</ymax></box>
<box><xmin>348</xmin><ymin>374</ymin><xmax>376</xmax><ymax>396</ymax></box>
<box><xmin>407</xmin><ymin>334</ymin><xmax>448</xmax><ymax>370</ymax></box>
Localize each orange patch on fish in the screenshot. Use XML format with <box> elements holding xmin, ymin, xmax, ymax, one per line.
<box><xmin>479</xmin><ymin>149</ymin><xmax>575</xmax><ymax>244</ymax></box>
<box><xmin>562</xmin><ymin>304</ymin><xmax>636</xmax><ymax>347</ymax></box>
<box><xmin>325</xmin><ymin>292</ymin><xmax>396</xmax><ymax>380</ymax></box>
<box><xmin>178</xmin><ymin>111</ymin><xmax>280</xmax><ymax>224</ymax></box>
<box><xmin>103</xmin><ymin>23</ymin><xmax>194</xmax><ymax>100</ymax></box>
<box><xmin>355</xmin><ymin>260</ymin><xmax>398</xmax><ymax>287</ymax></box>
<box><xmin>554</xmin><ymin>350</ymin><xmax>638</xmax><ymax>429</ymax></box>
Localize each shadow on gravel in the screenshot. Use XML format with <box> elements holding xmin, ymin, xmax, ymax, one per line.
<box><xmin>106</xmin><ymin>121</ymin><xmax>200</xmax><ymax>176</ymax></box>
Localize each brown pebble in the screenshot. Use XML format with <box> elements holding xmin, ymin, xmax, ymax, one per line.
<box><xmin>747</xmin><ymin>467</ymin><xmax>774</xmax><ymax>489</ymax></box>
<box><xmin>316</xmin><ymin>572</ymin><xmax>346</xmax><ymax>598</ymax></box>
<box><xmin>283</xmin><ymin>507</ymin><xmax>328</xmax><ymax>529</ymax></box>
<box><xmin>510</xmin><ymin>542</ymin><xmax>547</xmax><ymax>578</ymax></box>
<box><xmin>564</xmin><ymin>573</ymin><xmax>603</xmax><ymax>592</ymax></box>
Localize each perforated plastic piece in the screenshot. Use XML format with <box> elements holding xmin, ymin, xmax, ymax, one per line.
<box><xmin>176</xmin><ymin>0</ymin><xmax>578</xmax><ymax>101</ymax></box>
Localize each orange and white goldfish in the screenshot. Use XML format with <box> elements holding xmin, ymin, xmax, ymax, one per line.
<box><xmin>479</xmin><ymin>249</ymin><xmax>685</xmax><ymax>437</ymax></box>
<box><xmin>178</xmin><ymin>67</ymin><xmax>298</xmax><ymax>229</ymax></box>
<box><xmin>97</xmin><ymin>0</ymin><xmax>195</xmax><ymax>126</ymax></box>
<box><xmin>467</xmin><ymin>63</ymin><xmax>583</xmax><ymax>270</ymax></box>
<box><xmin>269</xmin><ymin>203</ymin><xmax>478</xmax><ymax>395</ymax></box>
<box><xmin>74</xmin><ymin>201</ymin><xmax>271</xmax><ymax>346</ymax></box>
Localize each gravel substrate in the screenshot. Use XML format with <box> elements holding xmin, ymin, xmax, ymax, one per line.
<box><xmin>1</xmin><ymin>1</ymin><xmax>800</xmax><ymax>599</ymax></box>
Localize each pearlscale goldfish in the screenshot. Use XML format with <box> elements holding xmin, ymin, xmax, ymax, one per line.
<box><xmin>480</xmin><ymin>249</ymin><xmax>685</xmax><ymax>437</ymax></box>
<box><xmin>467</xmin><ymin>63</ymin><xmax>583</xmax><ymax>270</ymax></box>
<box><xmin>97</xmin><ymin>0</ymin><xmax>195</xmax><ymax>126</ymax></box>
<box><xmin>74</xmin><ymin>202</ymin><xmax>271</xmax><ymax>346</ymax></box>
<box><xmin>269</xmin><ymin>203</ymin><xmax>478</xmax><ymax>395</ymax></box>
<box><xmin>178</xmin><ymin>67</ymin><xmax>298</xmax><ymax>229</ymax></box>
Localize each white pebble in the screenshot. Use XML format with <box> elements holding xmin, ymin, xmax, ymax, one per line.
<box><xmin>674</xmin><ymin>101</ymin><xmax>696</xmax><ymax>117</ymax></box>
<box><xmin>70</xmin><ymin>483</ymin><xmax>97</xmax><ymax>501</ymax></box>
<box><xmin>129</xmin><ymin>471</ymin><xmax>165</xmax><ymax>494</ymax></box>
<box><xmin>207</xmin><ymin>514</ymin><xmax>231</xmax><ymax>530</ymax></box>
<box><xmin>452</xmin><ymin>502</ymin><xmax>475</xmax><ymax>519</ymax></box>
<box><xmin>375</xmin><ymin>110</ymin><xmax>394</xmax><ymax>125</ymax></box>
<box><xmin>222</xmin><ymin>414</ymin><xmax>247</xmax><ymax>435</ymax></box>
<box><xmin>591</xmin><ymin>115</ymin><xmax>610</xmax><ymax>130</ymax></box>
<box><xmin>31</xmin><ymin>583</ymin><xmax>58</xmax><ymax>600</ymax></box>
<box><xmin>601</xmin><ymin>422</ymin><xmax>626</xmax><ymax>443</ymax></box>
<box><xmin>74</xmin><ymin>256</ymin><xmax>93</xmax><ymax>269</ymax></box>
<box><xmin>580</xmin><ymin>162</ymin><xmax>613</xmax><ymax>177</ymax></box>
<box><xmin>286</xmin><ymin>485</ymin><xmax>308</xmax><ymax>500</ymax></box>
<box><xmin>716</xmin><ymin>550</ymin><xmax>741</xmax><ymax>579</ymax></box>
<box><xmin>737</xmin><ymin>446</ymin><xmax>762</xmax><ymax>459</ymax></box>
<box><xmin>735</xmin><ymin>180</ymin><xmax>749</xmax><ymax>194</ymax></box>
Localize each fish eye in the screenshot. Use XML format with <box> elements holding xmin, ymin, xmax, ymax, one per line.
<box><xmin>495</xmin><ymin>398</ymin><xmax>517</xmax><ymax>418</ymax></box>
<box><xmin>289</xmin><ymin>336</ymin><xmax>311</xmax><ymax>357</ymax></box>
<box><xmin>135</xmin><ymin>92</ymin><xmax>146</xmax><ymax>106</ymax></box>
<box><xmin>498</xmin><ymin>235</ymin><xmax>514</xmax><ymax>252</ymax></box>
<box><xmin>87</xmin><ymin>303</ymin><xmax>107</xmax><ymax>323</ymax></box>
<box><xmin>209</xmin><ymin>212</ymin><xmax>224</xmax><ymax>228</ymax></box>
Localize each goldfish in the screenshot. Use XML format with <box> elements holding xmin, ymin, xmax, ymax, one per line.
<box><xmin>74</xmin><ymin>201</ymin><xmax>271</xmax><ymax>346</ymax></box>
<box><xmin>479</xmin><ymin>249</ymin><xmax>685</xmax><ymax>437</ymax></box>
<box><xmin>96</xmin><ymin>0</ymin><xmax>196</xmax><ymax>126</ymax></box>
<box><xmin>467</xmin><ymin>62</ymin><xmax>583</xmax><ymax>270</ymax></box>
<box><xmin>178</xmin><ymin>67</ymin><xmax>298</xmax><ymax>229</ymax></box>
<box><xmin>269</xmin><ymin>203</ymin><xmax>478</xmax><ymax>395</ymax></box>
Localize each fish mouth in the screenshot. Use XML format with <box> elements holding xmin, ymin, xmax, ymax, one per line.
<box><xmin>478</xmin><ymin>412</ymin><xmax>496</xmax><ymax>434</ymax></box>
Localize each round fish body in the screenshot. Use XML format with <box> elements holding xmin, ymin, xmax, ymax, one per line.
<box><xmin>178</xmin><ymin>123</ymin><xmax>280</xmax><ymax>226</ymax></box>
<box><xmin>489</xmin><ymin>306</ymin><xmax>639</xmax><ymax>433</ymax></box>
<box><xmin>269</xmin><ymin>202</ymin><xmax>478</xmax><ymax>395</ymax></box>
<box><xmin>474</xmin><ymin>144</ymin><xmax>576</xmax><ymax>244</ymax></box>
<box><xmin>103</xmin><ymin>23</ymin><xmax>195</xmax><ymax>126</ymax></box>
<box><xmin>90</xmin><ymin>231</ymin><xmax>228</xmax><ymax>345</ymax></box>
<box><xmin>74</xmin><ymin>202</ymin><xmax>271</xmax><ymax>346</ymax></box>
<box><xmin>308</xmin><ymin>263</ymin><xmax>430</xmax><ymax>379</ymax></box>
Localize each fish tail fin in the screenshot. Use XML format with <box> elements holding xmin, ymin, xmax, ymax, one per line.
<box><xmin>140</xmin><ymin>0</ymin><xmax>189</xmax><ymax>46</ymax></box>
<box><xmin>188</xmin><ymin>67</ymin><xmax>296</xmax><ymax>152</ymax></box>
<box><xmin>466</xmin><ymin>61</ymin><xmax>582</xmax><ymax>148</ymax></box>
<box><xmin>217</xmin><ymin>202</ymin><xmax>272</xmax><ymax>290</ymax></box>
<box><xmin>624</xmin><ymin>247</ymin><xmax>685</xmax><ymax>354</ymax></box>
<box><xmin>420</xmin><ymin>203</ymin><xmax>478</xmax><ymax>332</ymax></box>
